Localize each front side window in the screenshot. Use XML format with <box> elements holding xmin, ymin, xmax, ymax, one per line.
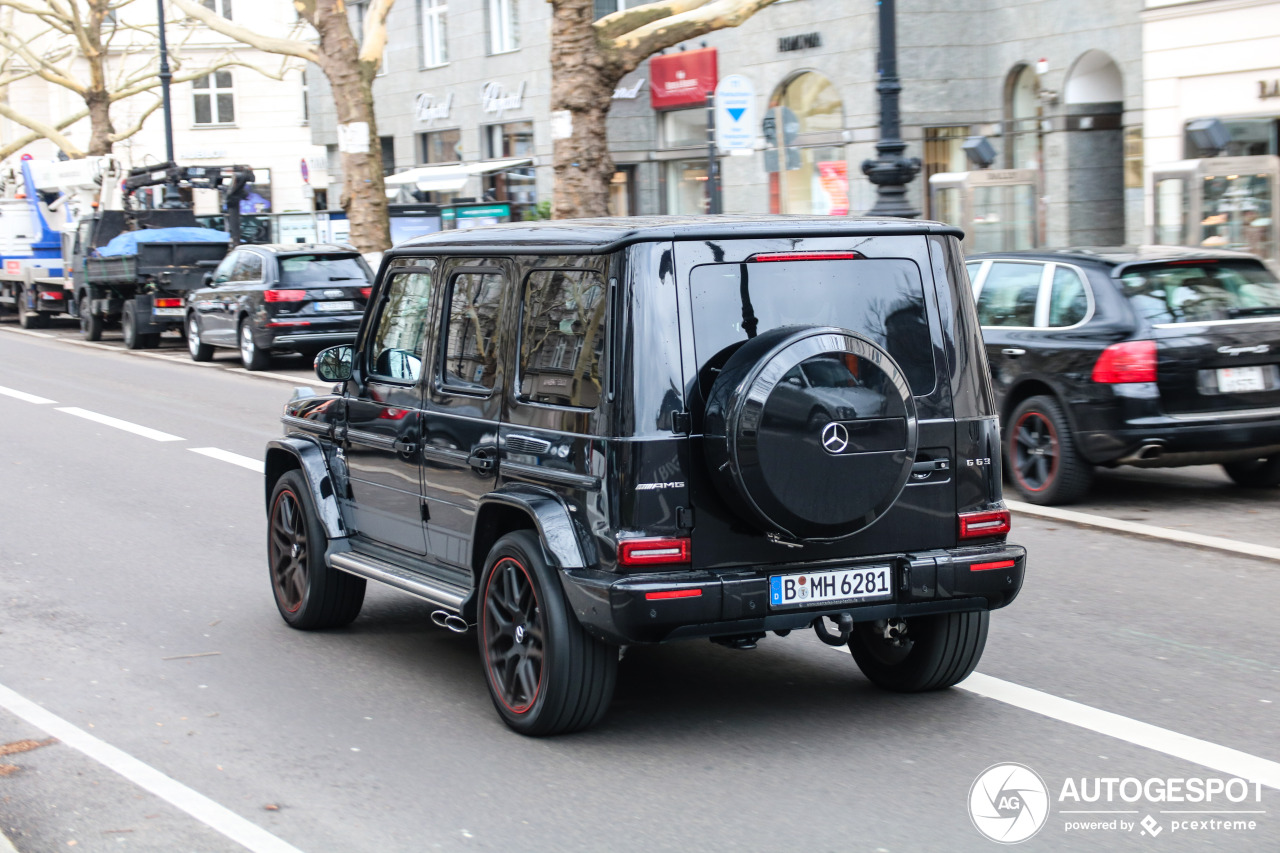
<box><xmin>1048</xmin><ymin>266</ymin><xmax>1089</xmax><ymax>327</ymax></box>
<box><xmin>193</xmin><ymin>71</ymin><xmax>235</xmax><ymax>125</ymax></box>
<box><xmin>1119</xmin><ymin>261</ymin><xmax>1280</xmax><ymax>325</ymax></box>
<box><xmin>976</xmin><ymin>261</ymin><xmax>1042</xmax><ymax>327</ymax></box>
<box><xmin>421</xmin><ymin>0</ymin><xmax>448</xmax><ymax>66</ymax></box>
<box><xmin>442</xmin><ymin>271</ymin><xmax>506</xmax><ymax>392</ymax></box>
<box><xmin>519</xmin><ymin>269</ymin><xmax>607</xmax><ymax>408</ymax></box>
<box><xmin>487</xmin><ymin>0</ymin><xmax>519</xmax><ymax>54</ymax></box>
<box><xmin>369</xmin><ymin>267</ymin><xmax>436</xmax><ymax>382</ymax></box>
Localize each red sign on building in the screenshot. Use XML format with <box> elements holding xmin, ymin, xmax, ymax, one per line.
<box><xmin>649</xmin><ymin>48</ymin><xmax>718</xmax><ymax>110</ymax></box>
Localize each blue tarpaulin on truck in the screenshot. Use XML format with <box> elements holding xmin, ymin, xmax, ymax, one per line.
<box><xmin>97</xmin><ymin>227</ymin><xmax>230</xmax><ymax>257</ymax></box>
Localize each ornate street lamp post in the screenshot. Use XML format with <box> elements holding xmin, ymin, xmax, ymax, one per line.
<box><xmin>862</xmin><ymin>0</ymin><xmax>921</xmax><ymax>218</ymax></box>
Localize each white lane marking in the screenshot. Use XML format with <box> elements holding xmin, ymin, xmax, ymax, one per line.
<box><xmin>960</xmin><ymin>673</ymin><xmax>1280</xmax><ymax>790</ymax></box>
<box><xmin>1007</xmin><ymin>500</ymin><xmax>1280</xmax><ymax>562</ymax></box>
<box><xmin>190</xmin><ymin>447</ymin><xmax>265</xmax><ymax>473</ymax></box>
<box><xmin>0</xmin><ymin>682</ymin><xmax>307</xmax><ymax>853</ymax></box>
<box><xmin>56</xmin><ymin>407</ymin><xmax>184</xmax><ymax>442</ymax></box>
<box><xmin>0</xmin><ymin>384</ymin><xmax>56</xmax><ymax>405</ymax></box>
<box><xmin>0</xmin><ymin>327</ymin><xmax>55</xmax><ymax>339</ymax></box>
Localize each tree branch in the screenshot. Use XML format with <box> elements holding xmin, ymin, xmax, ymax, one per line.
<box><xmin>593</xmin><ymin>0</ymin><xmax>711</xmax><ymax>41</ymax></box>
<box><xmin>355</xmin><ymin>0</ymin><xmax>395</xmax><ymax>66</ymax></box>
<box><xmin>170</xmin><ymin>0</ymin><xmax>319</xmax><ymax>62</ymax></box>
<box><xmin>608</xmin><ymin>0</ymin><xmax>780</xmax><ymax>73</ymax></box>
<box><xmin>109</xmin><ymin>95</ymin><xmax>164</xmax><ymax>142</ymax></box>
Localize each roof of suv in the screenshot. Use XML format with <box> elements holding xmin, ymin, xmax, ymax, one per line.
<box><xmin>243</xmin><ymin>243</ymin><xmax>360</xmax><ymax>255</ymax></box>
<box><xmin>968</xmin><ymin>245</ymin><xmax>1263</xmax><ymax>268</ymax></box>
<box><xmin>394</xmin><ymin>215</ymin><xmax>963</xmax><ymax>254</ymax></box>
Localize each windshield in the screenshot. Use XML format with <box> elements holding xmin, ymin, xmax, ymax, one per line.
<box><xmin>278</xmin><ymin>253</ymin><xmax>372</xmax><ymax>285</ymax></box>
<box><xmin>689</xmin><ymin>258</ymin><xmax>936</xmax><ymax>396</ymax></box>
<box><xmin>1119</xmin><ymin>260</ymin><xmax>1280</xmax><ymax>324</ymax></box>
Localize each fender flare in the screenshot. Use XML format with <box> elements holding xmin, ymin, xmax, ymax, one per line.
<box><xmin>264</xmin><ymin>436</ymin><xmax>347</xmax><ymax>540</ymax></box>
<box><xmin>475</xmin><ymin>484</ymin><xmax>590</xmax><ymax>570</ymax></box>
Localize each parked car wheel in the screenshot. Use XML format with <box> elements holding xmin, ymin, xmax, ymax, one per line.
<box><xmin>478</xmin><ymin>531</ymin><xmax>617</xmax><ymax>736</ymax></box>
<box><xmin>187</xmin><ymin>313</ymin><xmax>215</xmax><ymax>362</ymax></box>
<box><xmin>79</xmin><ymin>294</ymin><xmax>103</xmax><ymax>341</ymax></box>
<box><xmin>239</xmin><ymin>319</ymin><xmax>271</xmax><ymax>371</ymax></box>
<box><xmin>268</xmin><ymin>470</ymin><xmax>365</xmax><ymax>629</ymax></box>
<box><xmin>1006</xmin><ymin>395</ymin><xmax>1092</xmax><ymax>505</ymax></box>
<box><xmin>848</xmin><ymin>611</ymin><xmax>988</xmax><ymax>692</ymax></box>
<box><xmin>1222</xmin><ymin>454</ymin><xmax>1280</xmax><ymax>488</ymax></box>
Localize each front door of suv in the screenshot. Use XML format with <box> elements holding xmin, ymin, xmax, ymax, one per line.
<box><xmin>420</xmin><ymin>260</ymin><xmax>509</xmax><ymax>571</ymax></box>
<box><xmin>344</xmin><ymin>264</ymin><xmax>437</xmax><ymax>556</ymax></box>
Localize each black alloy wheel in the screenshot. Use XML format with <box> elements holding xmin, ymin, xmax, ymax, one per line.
<box><xmin>1222</xmin><ymin>454</ymin><xmax>1280</xmax><ymax>488</ymax></box>
<box><xmin>267</xmin><ymin>470</ymin><xmax>365</xmax><ymax>629</ymax></box>
<box><xmin>80</xmin><ymin>294</ymin><xmax>103</xmax><ymax>341</ymax></box>
<box><xmin>848</xmin><ymin>611</ymin><xmax>989</xmax><ymax>692</ymax></box>
<box><xmin>478</xmin><ymin>531</ymin><xmax>617</xmax><ymax>736</ymax></box>
<box><xmin>1006</xmin><ymin>395</ymin><xmax>1092</xmax><ymax>505</ymax></box>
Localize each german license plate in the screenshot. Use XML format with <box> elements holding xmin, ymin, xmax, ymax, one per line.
<box><xmin>153</xmin><ymin>307</ymin><xmax>183</xmax><ymax>317</ymax></box>
<box><xmin>1218</xmin><ymin>366</ymin><xmax>1265</xmax><ymax>393</ymax></box>
<box><xmin>315</xmin><ymin>300</ymin><xmax>356</xmax><ymax>312</ymax></box>
<box><xmin>769</xmin><ymin>565</ymin><xmax>893</xmax><ymax>609</ymax></box>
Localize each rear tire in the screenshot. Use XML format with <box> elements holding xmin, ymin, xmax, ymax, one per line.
<box><xmin>478</xmin><ymin>530</ymin><xmax>617</xmax><ymax>736</ymax></box>
<box><xmin>80</xmin><ymin>294</ymin><xmax>103</xmax><ymax>341</ymax></box>
<box><xmin>268</xmin><ymin>470</ymin><xmax>365</xmax><ymax>629</ymax></box>
<box><xmin>121</xmin><ymin>303</ymin><xmax>142</xmax><ymax>349</ymax></box>
<box><xmin>1223</xmin><ymin>454</ymin><xmax>1280</xmax><ymax>487</ymax></box>
<box><xmin>1006</xmin><ymin>395</ymin><xmax>1092</xmax><ymax>505</ymax></box>
<box><xmin>849</xmin><ymin>611</ymin><xmax>989</xmax><ymax>692</ymax></box>
<box><xmin>239</xmin><ymin>319</ymin><xmax>271</xmax><ymax>371</ymax></box>
<box><xmin>187</xmin><ymin>313</ymin><xmax>214</xmax><ymax>361</ymax></box>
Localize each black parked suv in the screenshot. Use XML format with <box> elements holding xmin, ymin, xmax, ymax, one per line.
<box><xmin>185</xmin><ymin>244</ymin><xmax>373</xmax><ymax>370</ymax></box>
<box><xmin>264</xmin><ymin>216</ymin><xmax>1026</xmax><ymax>735</ymax></box>
<box><xmin>968</xmin><ymin>247</ymin><xmax>1280</xmax><ymax>504</ymax></box>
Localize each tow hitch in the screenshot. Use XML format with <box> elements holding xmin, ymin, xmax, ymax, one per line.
<box><xmin>813</xmin><ymin>612</ymin><xmax>855</xmax><ymax>646</ymax></box>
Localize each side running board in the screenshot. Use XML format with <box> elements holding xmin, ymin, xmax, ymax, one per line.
<box><xmin>329</xmin><ymin>551</ymin><xmax>469</xmax><ymax>613</ymax></box>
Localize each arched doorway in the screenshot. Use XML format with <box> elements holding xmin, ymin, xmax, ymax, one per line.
<box><xmin>1062</xmin><ymin>50</ymin><xmax>1126</xmax><ymax>244</ymax></box>
<box><xmin>1004</xmin><ymin>64</ymin><xmax>1041</xmax><ymax>170</ymax></box>
<box><xmin>767</xmin><ymin>72</ymin><xmax>848</xmax><ymax>215</ymax></box>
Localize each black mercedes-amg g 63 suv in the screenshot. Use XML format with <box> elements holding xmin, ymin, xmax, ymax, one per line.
<box><xmin>263</xmin><ymin>216</ymin><xmax>1026</xmax><ymax>735</ymax></box>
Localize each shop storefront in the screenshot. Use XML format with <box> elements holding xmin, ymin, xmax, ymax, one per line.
<box><xmin>767</xmin><ymin>72</ymin><xmax>849</xmax><ymax>215</ymax></box>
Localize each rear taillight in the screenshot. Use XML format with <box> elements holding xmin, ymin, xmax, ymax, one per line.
<box><xmin>618</xmin><ymin>537</ymin><xmax>691</xmax><ymax>567</ymax></box>
<box><xmin>264</xmin><ymin>289</ymin><xmax>307</xmax><ymax>302</ymax></box>
<box><xmin>1092</xmin><ymin>340</ymin><xmax>1157</xmax><ymax>384</ymax></box>
<box><xmin>154</xmin><ymin>298</ymin><xmax>182</xmax><ymax>308</ymax></box>
<box><xmin>360</xmin><ymin>287</ymin><xmax>372</xmax><ymax>299</ymax></box>
<box><xmin>958</xmin><ymin>508</ymin><xmax>1011</xmax><ymax>540</ymax></box>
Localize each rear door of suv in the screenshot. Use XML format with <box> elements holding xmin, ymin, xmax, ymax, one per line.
<box><xmin>1117</xmin><ymin>259</ymin><xmax>1280</xmax><ymax>416</ymax></box>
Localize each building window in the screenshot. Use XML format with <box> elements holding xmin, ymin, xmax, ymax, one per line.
<box><xmin>1005</xmin><ymin>65</ymin><xmax>1040</xmax><ymax>170</ymax></box>
<box><xmin>593</xmin><ymin>0</ymin><xmax>641</xmax><ymax>16</ymax></box>
<box><xmin>193</xmin><ymin>71</ymin><xmax>235</xmax><ymax>125</ymax></box>
<box><xmin>487</xmin><ymin>0</ymin><xmax>519</xmax><ymax>54</ymax></box>
<box><xmin>482</xmin><ymin>121</ymin><xmax>535</xmax><ymax>210</ymax></box>
<box><xmin>608</xmin><ymin>167</ymin><xmax>636</xmax><ymax>216</ymax></box>
<box><xmin>380</xmin><ymin>136</ymin><xmax>395</xmax><ymax>177</ymax></box>
<box><xmin>661</xmin><ymin>109</ymin><xmax>706</xmax><ymax>148</ymax></box>
<box><xmin>923</xmin><ymin>126</ymin><xmax>968</xmax><ymax>219</ymax></box>
<box><xmin>766</xmin><ymin>72</ymin><xmax>847</xmax><ymax>215</ymax></box>
<box><xmin>420</xmin><ymin>0</ymin><xmax>448</xmax><ymax>67</ymax></box>
<box><xmin>419</xmin><ymin>128</ymin><xmax>461</xmax><ymax>163</ymax></box>
<box><xmin>666</xmin><ymin>159</ymin><xmax>708</xmax><ymax>215</ymax></box>
<box><xmin>300</xmin><ymin>69</ymin><xmax>309</xmax><ymax>124</ymax></box>
<box><xmin>201</xmin><ymin>0</ymin><xmax>232</xmax><ymax>18</ymax></box>
<box><xmin>350</xmin><ymin>0</ymin><xmax>367</xmax><ymax>43</ymax></box>
<box><xmin>484</xmin><ymin>121</ymin><xmax>533</xmax><ymax>159</ymax></box>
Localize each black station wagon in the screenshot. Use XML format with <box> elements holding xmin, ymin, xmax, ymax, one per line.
<box><xmin>264</xmin><ymin>216</ymin><xmax>1026</xmax><ymax>735</ymax></box>
<box><xmin>968</xmin><ymin>247</ymin><xmax>1280</xmax><ymax>504</ymax></box>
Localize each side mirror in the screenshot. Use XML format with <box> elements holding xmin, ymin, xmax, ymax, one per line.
<box><xmin>315</xmin><ymin>345</ymin><xmax>354</xmax><ymax>383</ymax></box>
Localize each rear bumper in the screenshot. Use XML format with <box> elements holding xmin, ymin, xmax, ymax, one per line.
<box><xmin>1076</xmin><ymin>393</ymin><xmax>1280</xmax><ymax>464</ymax></box>
<box><xmin>559</xmin><ymin>543</ymin><xmax>1026</xmax><ymax>645</ymax></box>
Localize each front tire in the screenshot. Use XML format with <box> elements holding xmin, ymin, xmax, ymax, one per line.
<box><xmin>268</xmin><ymin>470</ymin><xmax>365</xmax><ymax>629</ymax></box>
<box><xmin>478</xmin><ymin>531</ymin><xmax>617</xmax><ymax>736</ymax></box>
<box><xmin>187</xmin><ymin>313</ymin><xmax>215</xmax><ymax>361</ymax></box>
<box><xmin>1223</xmin><ymin>454</ymin><xmax>1280</xmax><ymax>487</ymax></box>
<box><xmin>239</xmin><ymin>319</ymin><xmax>271</xmax><ymax>371</ymax></box>
<box><xmin>1006</xmin><ymin>395</ymin><xmax>1092</xmax><ymax>505</ymax></box>
<box><xmin>849</xmin><ymin>611</ymin><xmax>989</xmax><ymax>692</ymax></box>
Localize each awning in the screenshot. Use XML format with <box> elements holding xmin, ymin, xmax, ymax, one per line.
<box><xmin>383</xmin><ymin>158</ymin><xmax>534</xmax><ymax>192</ymax></box>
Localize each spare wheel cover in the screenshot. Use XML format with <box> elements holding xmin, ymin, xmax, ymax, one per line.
<box><xmin>704</xmin><ymin>326</ymin><xmax>918</xmax><ymax>540</ymax></box>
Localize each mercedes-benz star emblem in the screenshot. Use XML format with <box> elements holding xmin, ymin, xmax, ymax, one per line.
<box><xmin>821</xmin><ymin>421</ymin><xmax>849</xmax><ymax>454</ymax></box>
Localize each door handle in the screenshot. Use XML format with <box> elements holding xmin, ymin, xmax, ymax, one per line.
<box><xmin>1001</xmin><ymin>348</ymin><xmax>1027</xmax><ymax>357</ymax></box>
<box><xmin>393</xmin><ymin>438</ymin><xmax>417</xmax><ymax>453</ymax></box>
<box><xmin>467</xmin><ymin>448</ymin><xmax>496</xmax><ymax>473</ymax></box>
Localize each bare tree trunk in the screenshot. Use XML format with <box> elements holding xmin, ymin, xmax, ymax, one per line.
<box><xmin>85</xmin><ymin>91</ymin><xmax>113</xmax><ymax>156</ymax></box>
<box><xmin>550</xmin><ymin>0</ymin><xmax>622</xmax><ymax>220</ymax></box>
<box><xmin>312</xmin><ymin>0</ymin><xmax>390</xmax><ymax>252</ymax></box>
<box><xmin>84</xmin><ymin>0</ymin><xmax>112</xmax><ymax>156</ymax></box>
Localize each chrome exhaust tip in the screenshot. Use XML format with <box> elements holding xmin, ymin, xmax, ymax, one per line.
<box><xmin>431</xmin><ymin>610</ymin><xmax>470</xmax><ymax>633</ymax></box>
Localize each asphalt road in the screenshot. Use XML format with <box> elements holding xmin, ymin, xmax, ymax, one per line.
<box><xmin>1</xmin><ymin>320</ymin><xmax>1278</xmax><ymax>852</ymax></box>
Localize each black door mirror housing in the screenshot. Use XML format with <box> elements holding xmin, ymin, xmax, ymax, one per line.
<box><xmin>315</xmin><ymin>345</ymin><xmax>354</xmax><ymax>383</ymax></box>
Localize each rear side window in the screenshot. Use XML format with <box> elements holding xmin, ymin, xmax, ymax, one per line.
<box><xmin>1048</xmin><ymin>266</ymin><xmax>1088</xmax><ymax>327</ymax></box>
<box><xmin>230</xmin><ymin>252</ymin><xmax>263</xmax><ymax>282</ymax></box>
<box><xmin>976</xmin><ymin>262</ymin><xmax>1041</xmax><ymax>327</ymax></box>
<box><xmin>689</xmin><ymin>258</ymin><xmax>935</xmax><ymax>396</ymax></box>
<box><xmin>1119</xmin><ymin>261</ymin><xmax>1280</xmax><ymax>324</ymax></box>
<box><xmin>278</xmin><ymin>253</ymin><xmax>371</xmax><ymax>285</ymax></box>
<box><xmin>369</xmin><ymin>266</ymin><xmax>435</xmax><ymax>382</ymax></box>
<box><xmin>519</xmin><ymin>269</ymin><xmax>607</xmax><ymax>408</ymax></box>
<box><xmin>441</xmin><ymin>271</ymin><xmax>506</xmax><ymax>393</ymax></box>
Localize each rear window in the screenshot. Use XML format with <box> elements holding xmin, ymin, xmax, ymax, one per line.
<box><xmin>1119</xmin><ymin>261</ymin><xmax>1280</xmax><ymax>324</ymax></box>
<box><xmin>689</xmin><ymin>258</ymin><xmax>936</xmax><ymax>395</ymax></box>
<box><xmin>278</xmin><ymin>253</ymin><xmax>371</xmax><ymax>285</ymax></box>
